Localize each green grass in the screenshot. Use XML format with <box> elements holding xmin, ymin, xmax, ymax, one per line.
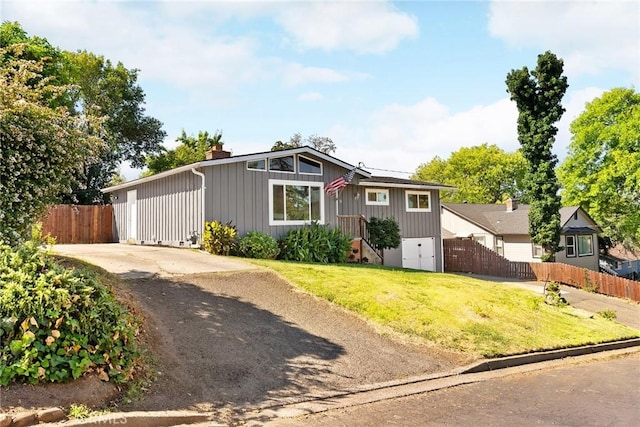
<box><xmin>249</xmin><ymin>260</ymin><xmax>639</xmax><ymax>358</ymax></box>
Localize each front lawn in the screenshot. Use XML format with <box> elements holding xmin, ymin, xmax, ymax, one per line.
<box><xmin>250</xmin><ymin>260</ymin><xmax>639</xmax><ymax>358</ymax></box>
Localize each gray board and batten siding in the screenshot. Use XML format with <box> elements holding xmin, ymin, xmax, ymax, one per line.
<box><xmin>102</xmin><ymin>146</ymin><xmax>449</xmax><ymax>271</ymax></box>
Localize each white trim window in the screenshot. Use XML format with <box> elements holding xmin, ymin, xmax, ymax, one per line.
<box><xmin>247</xmin><ymin>159</ymin><xmax>266</xmax><ymax>171</ymax></box>
<box><xmin>577</xmin><ymin>235</ymin><xmax>593</xmax><ymax>256</ymax></box>
<box><xmin>269</xmin><ymin>179</ymin><xmax>324</xmax><ymax>225</ymax></box>
<box><xmin>495</xmin><ymin>236</ymin><xmax>504</xmax><ymax>256</ymax></box>
<box><xmin>298</xmin><ymin>155</ymin><xmax>323</xmax><ymax>175</ymax></box>
<box><xmin>269</xmin><ymin>155</ymin><xmax>295</xmax><ymax>173</ymax></box>
<box><xmin>532</xmin><ymin>244</ymin><xmax>544</xmax><ymax>259</ymax></box>
<box><xmin>365</xmin><ymin>188</ymin><xmax>389</xmax><ymax>205</ymax></box>
<box><xmin>405</xmin><ymin>191</ymin><xmax>431</xmax><ymax>212</ymax></box>
<box><xmin>565</xmin><ymin>235</ymin><xmax>576</xmax><ymax>257</ymax></box>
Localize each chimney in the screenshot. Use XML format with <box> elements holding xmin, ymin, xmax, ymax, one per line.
<box><xmin>205</xmin><ymin>144</ymin><xmax>231</xmax><ymax>160</ymax></box>
<box><xmin>506</xmin><ymin>198</ymin><xmax>517</xmax><ymax>212</ymax></box>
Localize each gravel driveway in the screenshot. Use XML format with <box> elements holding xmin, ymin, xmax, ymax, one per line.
<box><xmin>56</xmin><ymin>245</ymin><xmax>461</xmax><ymax>419</ymax></box>
<box><xmin>122</xmin><ymin>271</ymin><xmax>461</xmax><ymax>419</ymax></box>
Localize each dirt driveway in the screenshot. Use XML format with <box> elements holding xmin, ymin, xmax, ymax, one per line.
<box><xmin>56</xmin><ymin>245</ymin><xmax>463</xmax><ymax>420</ymax></box>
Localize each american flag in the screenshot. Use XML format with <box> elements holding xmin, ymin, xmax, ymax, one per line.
<box><xmin>325</xmin><ymin>168</ymin><xmax>356</xmax><ymax>196</ymax></box>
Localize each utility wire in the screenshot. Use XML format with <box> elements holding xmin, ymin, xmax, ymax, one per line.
<box><xmin>357</xmin><ymin>162</ymin><xmax>413</xmax><ymax>175</ymax></box>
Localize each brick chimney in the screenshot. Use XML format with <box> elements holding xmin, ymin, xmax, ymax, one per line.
<box><xmin>205</xmin><ymin>144</ymin><xmax>231</xmax><ymax>160</ymax></box>
<box><xmin>506</xmin><ymin>198</ymin><xmax>517</xmax><ymax>212</ymax></box>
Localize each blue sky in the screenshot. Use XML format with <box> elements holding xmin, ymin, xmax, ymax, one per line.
<box><xmin>3</xmin><ymin>0</ymin><xmax>638</xmax><ymax>180</ymax></box>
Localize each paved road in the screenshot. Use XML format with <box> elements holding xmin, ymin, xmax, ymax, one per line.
<box><xmin>53</xmin><ymin>243</ymin><xmax>255</xmax><ymax>279</ymax></box>
<box><xmin>269</xmin><ymin>353</ymin><xmax>640</xmax><ymax>426</ymax></box>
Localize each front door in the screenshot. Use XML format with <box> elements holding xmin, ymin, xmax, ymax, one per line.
<box><xmin>127</xmin><ymin>190</ymin><xmax>137</xmax><ymax>241</ymax></box>
<box><xmin>402</xmin><ymin>237</ymin><xmax>435</xmax><ymax>271</ymax></box>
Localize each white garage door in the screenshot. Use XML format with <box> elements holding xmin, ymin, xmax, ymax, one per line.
<box><xmin>402</xmin><ymin>237</ymin><xmax>435</xmax><ymax>271</ymax></box>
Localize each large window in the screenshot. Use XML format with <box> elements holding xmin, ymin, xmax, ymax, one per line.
<box><xmin>406</xmin><ymin>191</ymin><xmax>431</xmax><ymax>212</ymax></box>
<box><xmin>577</xmin><ymin>235</ymin><xmax>593</xmax><ymax>256</ymax></box>
<box><xmin>565</xmin><ymin>235</ymin><xmax>576</xmax><ymax>257</ymax></box>
<box><xmin>298</xmin><ymin>155</ymin><xmax>322</xmax><ymax>175</ymax></box>
<box><xmin>269</xmin><ymin>180</ymin><xmax>323</xmax><ymax>225</ymax></box>
<box><xmin>269</xmin><ymin>155</ymin><xmax>295</xmax><ymax>173</ymax></box>
<box><xmin>365</xmin><ymin>188</ymin><xmax>389</xmax><ymax>205</ymax></box>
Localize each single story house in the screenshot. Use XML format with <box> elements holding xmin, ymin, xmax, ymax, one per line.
<box><xmin>101</xmin><ymin>145</ymin><xmax>454</xmax><ymax>271</ymax></box>
<box><xmin>441</xmin><ymin>199</ymin><xmax>600</xmax><ymax>271</ymax></box>
<box><xmin>601</xmin><ymin>244</ymin><xmax>640</xmax><ymax>280</ymax></box>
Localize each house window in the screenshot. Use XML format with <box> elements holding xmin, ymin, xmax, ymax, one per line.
<box><xmin>298</xmin><ymin>155</ymin><xmax>322</xmax><ymax>175</ymax></box>
<box><xmin>472</xmin><ymin>235</ymin><xmax>486</xmax><ymax>246</ymax></box>
<box><xmin>269</xmin><ymin>179</ymin><xmax>323</xmax><ymax>225</ymax></box>
<box><xmin>532</xmin><ymin>244</ymin><xmax>544</xmax><ymax>258</ymax></box>
<box><xmin>406</xmin><ymin>191</ymin><xmax>431</xmax><ymax>212</ymax></box>
<box><xmin>247</xmin><ymin>159</ymin><xmax>266</xmax><ymax>171</ymax></box>
<box><xmin>365</xmin><ymin>189</ymin><xmax>389</xmax><ymax>206</ymax></box>
<box><xmin>495</xmin><ymin>237</ymin><xmax>504</xmax><ymax>256</ymax></box>
<box><xmin>269</xmin><ymin>155</ymin><xmax>295</xmax><ymax>173</ymax></box>
<box><xmin>577</xmin><ymin>235</ymin><xmax>593</xmax><ymax>256</ymax></box>
<box><xmin>565</xmin><ymin>235</ymin><xmax>576</xmax><ymax>257</ymax></box>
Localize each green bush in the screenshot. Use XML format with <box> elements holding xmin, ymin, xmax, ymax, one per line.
<box><xmin>367</xmin><ymin>217</ymin><xmax>401</xmax><ymax>251</ymax></box>
<box><xmin>279</xmin><ymin>222</ymin><xmax>351</xmax><ymax>263</ymax></box>
<box><xmin>203</xmin><ymin>220</ymin><xmax>237</xmax><ymax>255</ymax></box>
<box><xmin>239</xmin><ymin>231</ymin><xmax>280</xmax><ymax>259</ymax></box>
<box><xmin>0</xmin><ymin>241</ymin><xmax>139</xmax><ymax>385</ymax></box>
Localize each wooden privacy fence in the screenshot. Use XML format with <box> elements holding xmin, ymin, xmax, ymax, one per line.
<box><xmin>41</xmin><ymin>205</ymin><xmax>114</xmax><ymax>244</ymax></box>
<box><xmin>529</xmin><ymin>263</ymin><xmax>640</xmax><ymax>302</ymax></box>
<box><xmin>444</xmin><ymin>239</ymin><xmax>640</xmax><ymax>302</ymax></box>
<box><xmin>443</xmin><ymin>239</ymin><xmax>535</xmax><ymax>280</ymax></box>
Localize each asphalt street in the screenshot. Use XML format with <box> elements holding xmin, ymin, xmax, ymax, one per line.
<box><xmin>268</xmin><ymin>352</ymin><xmax>640</xmax><ymax>427</ymax></box>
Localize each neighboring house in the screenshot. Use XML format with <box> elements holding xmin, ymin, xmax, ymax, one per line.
<box><xmin>601</xmin><ymin>244</ymin><xmax>640</xmax><ymax>279</ymax></box>
<box><xmin>441</xmin><ymin>200</ymin><xmax>601</xmax><ymax>271</ymax></box>
<box><xmin>101</xmin><ymin>145</ymin><xmax>453</xmax><ymax>271</ymax></box>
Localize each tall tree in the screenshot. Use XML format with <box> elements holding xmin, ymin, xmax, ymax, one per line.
<box><xmin>0</xmin><ymin>22</ymin><xmax>166</xmax><ymax>204</ymax></box>
<box><xmin>558</xmin><ymin>88</ymin><xmax>640</xmax><ymax>248</ymax></box>
<box><xmin>0</xmin><ymin>47</ymin><xmax>103</xmax><ymax>244</ymax></box>
<box><xmin>271</xmin><ymin>133</ymin><xmax>336</xmax><ymax>154</ymax></box>
<box><xmin>506</xmin><ymin>51</ymin><xmax>568</xmax><ymax>261</ymax></box>
<box><xmin>413</xmin><ymin>144</ymin><xmax>527</xmax><ymax>203</ymax></box>
<box><xmin>144</xmin><ymin>130</ymin><xmax>224</xmax><ymax>176</ymax></box>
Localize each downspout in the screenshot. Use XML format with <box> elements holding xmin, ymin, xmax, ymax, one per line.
<box><xmin>191</xmin><ymin>168</ymin><xmax>206</xmax><ymax>246</ymax></box>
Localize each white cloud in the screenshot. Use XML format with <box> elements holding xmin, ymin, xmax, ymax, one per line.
<box><xmin>488</xmin><ymin>1</ymin><xmax>640</xmax><ymax>83</ymax></box>
<box><xmin>280</xmin><ymin>63</ymin><xmax>350</xmax><ymax>87</ymax></box>
<box><xmin>276</xmin><ymin>1</ymin><xmax>418</xmax><ymax>54</ymax></box>
<box><xmin>298</xmin><ymin>92</ymin><xmax>324</xmax><ymax>102</ymax></box>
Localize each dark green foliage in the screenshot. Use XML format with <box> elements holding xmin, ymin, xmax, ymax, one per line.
<box><xmin>367</xmin><ymin>217</ymin><xmax>401</xmax><ymax>251</ymax></box>
<box><xmin>145</xmin><ymin>130</ymin><xmax>224</xmax><ymax>176</ymax></box>
<box><xmin>238</xmin><ymin>231</ymin><xmax>280</xmax><ymax>259</ymax></box>
<box><xmin>0</xmin><ymin>241</ymin><xmax>139</xmax><ymax>385</ymax></box>
<box><xmin>506</xmin><ymin>51</ymin><xmax>568</xmax><ymax>261</ymax></box>
<box><xmin>279</xmin><ymin>223</ymin><xmax>351</xmax><ymax>263</ymax></box>
<box><xmin>203</xmin><ymin>221</ymin><xmax>237</xmax><ymax>256</ymax></box>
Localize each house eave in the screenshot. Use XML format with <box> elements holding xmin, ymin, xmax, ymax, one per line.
<box><xmin>358</xmin><ymin>181</ymin><xmax>455</xmax><ymax>191</ymax></box>
<box><xmin>101</xmin><ymin>162</ymin><xmax>203</xmax><ymax>193</ymax></box>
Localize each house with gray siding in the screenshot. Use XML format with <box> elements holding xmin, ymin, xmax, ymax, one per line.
<box><xmin>102</xmin><ymin>145</ymin><xmax>453</xmax><ymax>271</ymax></box>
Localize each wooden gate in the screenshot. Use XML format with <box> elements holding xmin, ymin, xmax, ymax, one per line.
<box><xmin>41</xmin><ymin>205</ymin><xmax>114</xmax><ymax>244</ymax></box>
<box><xmin>444</xmin><ymin>239</ymin><xmax>535</xmax><ymax>279</ymax></box>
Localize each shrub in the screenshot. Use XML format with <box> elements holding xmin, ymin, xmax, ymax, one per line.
<box><xmin>597</xmin><ymin>309</ymin><xmax>617</xmax><ymax>321</ymax></box>
<box><xmin>0</xmin><ymin>241</ymin><xmax>139</xmax><ymax>385</ymax></box>
<box><xmin>279</xmin><ymin>222</ymin><xmax>351</xmax><ymax>263</ymax></box>
<box><xmin>203</xmin><ymin>220</ymin><xmax>237</xmax><ymax>255</ymax></box>
<box><xmin>367</xmin><ymin>217</ymin><xmax>401</xmax><ymax>251</ymax></box>
<box><xmin>239</xmin><ymin>231</ymin><xmax>280</xmax><ymax>259</ymax></box>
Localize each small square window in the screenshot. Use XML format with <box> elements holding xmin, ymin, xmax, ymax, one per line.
<box><xmin>532</xmin><ymin>244</ymin><xmax>544</xmax><ymax>258</ymax></box>
<box><xmin>365</xmin><ymin>189</ymin><xmax>389</xmax><ymax>205</ymax></box>
<box><xmin>247</xmin><ymin>159</ymin><xmax>266</xmax><ymax>171</ymax></box>
<box><xmin>406</xmin><ymin>191</ymin><xmax>431</xmax><ymax>212</ymax></box>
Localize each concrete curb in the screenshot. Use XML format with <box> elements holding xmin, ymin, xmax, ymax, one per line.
<box><xmin>243</xmin><ymin>339</ymin><xmax>640</xmax><ymax>423</ymax></box>
<box><xmin>43</xmin><ymin>411</ymin><xmax>215</xmax><ymax>427</ymax></box>
<box><xmin>34</xmin><ymin>339</ymin><xmax>640</xmax><ymax>426</ymax></box>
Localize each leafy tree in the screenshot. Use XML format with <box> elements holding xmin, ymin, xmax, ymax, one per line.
<box><xmin>144</xmin><ymin>130</ymin><xmax>224</xmax><ymax>176</ymax></box>
<box><xmin>1</xmin><ymin>22</ymin><xmax>165</xmax><ymax>204</ymax></box>
<box><xmin>0</xmin><ymin>47</ymin><xmax>102</xmax><ymax>244</ymax></box>
<box><xmin>506</xmin><ymin>51</ymin><xmax>568</xmax><ymax>261</ymax></box>
<box><xmin>558</xmin><ymin>88</ymin><xmax>640</xmax><ymax>248</ymax></box>
<box><xmin>271</xmin><ymin>132</ymin><xmax>336</xmax><ymax>154</ymax></box>
<box><xmin>413</xmin><ymin>144</ymin><xmax>527</xmax><ymax>203</ymax></box>
<box><xmin>367</xmin><ymin>217</ymin><xmax>401</xmax><ymax>252</ymax></box>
